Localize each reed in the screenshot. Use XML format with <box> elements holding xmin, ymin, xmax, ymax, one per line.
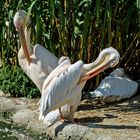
<box><xmin>0</xmin><ymin>0</ymin><xmax>139</xmax><ymax>94</ymax></box>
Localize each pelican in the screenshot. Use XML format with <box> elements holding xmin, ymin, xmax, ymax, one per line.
<box><xmin>90</xmin><ymin>68</ymin><xmax>138</xmax><ymax>103</ymax></box>
<box><xmin>39</xmin><ymin>47</ymin><xmax>120</xmax><ymax>123</ymax></box>
<box><xmin>13</xmin><ymin>10</ymin><xmax>58</xmax><ymax>92</ymax></box>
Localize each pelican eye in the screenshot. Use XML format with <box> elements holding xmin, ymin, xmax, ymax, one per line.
<box><xmin>110</xmin><ymin>56</ymin><xmax>119</xmax><ymax>67</ymax></box>
<box><xmin>110</xmin><ymin>60</ymin><xmax>116</xmax><ymax>67</ymax></box>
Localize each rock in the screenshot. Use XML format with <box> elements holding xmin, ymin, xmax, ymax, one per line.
<box><xmin>0</xmin><ymin>90</ymin><xmax>4</xmax><ymax>97</ymax></box>
<box><xmin>1</xmin><ymin>95</ymin><xmax>140</xmax><ymax>140</ymax></box>
<box><xmin>26</xmin><ymin>111</ymin><xmax>49</xmax><ymax>133</ymax></box>
<box><xmin>0</xmin><ymin>97</ymin><xmax>15</xmax><ymax>114</ymax></box>
<box><xmin>14</xmin><ymin>100</ymin><xmax>29</xmax><ymax>111</ymax></box>
<box><xmin>12</xmin><ymin>109</ymin><xmax>36</xmax><ymax>126</ymax></box>
<box><xmin>46</xmin><ymin>122</ymin><xmax>98</xmax><ymax>140</ymax></box>
<box><xmin>96</xmin><ymin>135</ymin><xmax>114</xmax><ymax>140</ymax></box>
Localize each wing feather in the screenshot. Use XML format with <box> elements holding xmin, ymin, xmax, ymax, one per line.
<box><xmin>40</xmin><ymin>60</ymin><xmax>84</xmax><ymax>114</ymax></box>
<box><xmin>34</xmin><ymin>44</ymin><xmax>58</xmax><ymax>74</ymax></box>
<box><xmin>90</xmin><ymin>76</ymin><xmax>138</xmax><ymax>103</ymax></box>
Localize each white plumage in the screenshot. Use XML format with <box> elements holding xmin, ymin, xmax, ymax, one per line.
<box><xmin>43</xmin><ymin>105</ymin><xmax>70</xmax><ymax>127</ymax></box>
<box><xmin>14</xmin><ymin>10</ymin><xmax>58</xmax><ymax>92</ymax></box>
<box><xmin>90</xmin><ymin>68</ymin><xmax>138</xmax><ymax>103</ymax></box>
<box><xmin>18</xmin><ymin>44</ymin><xmax>58</xmax><ymax>92</ymax></box>
<box><xmin>39</xmin><ymin>47</ymin><xmax>120</xmax><ymax>124</ymax></box>
<box><xmin>39</xmin><ymin>60</ymin><xmax>85</xmax><ymax>120</ymax></box>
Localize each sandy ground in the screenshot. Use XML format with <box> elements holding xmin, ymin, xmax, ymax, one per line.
<box><xmin>74</xmin><ymin>93</ymin><xmax>140</xmax><ymax>139</ymax></box>
<box><xmin>0</xmin><ymin>91</ymin><xmax>140</xmax><ymax>139</ymax></box>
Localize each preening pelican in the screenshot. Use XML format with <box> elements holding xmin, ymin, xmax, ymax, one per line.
<box><xmin>14</xmin><ymin>10</ymin><xmax>58</xmax><ymax>91</ymax></box>
<box><xmin>39</xmin><ymin>47</ymin><xmax>120</xmax><ymax>123</ymax></box>
<box><xmin>90</xmin><ymin>68</ymin><xmax>138</xmax><ymax>103</ymax></box>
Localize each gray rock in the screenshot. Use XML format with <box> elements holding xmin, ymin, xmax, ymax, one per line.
<box><xmin>0</xmin><ymin>90</ymin><xmax>4</xmax><ymax>97</ymax></box>
<box><xmin>0</xmin><ymin>97</ymin><xmax>15</xmax><ymax>114</ymax></box>
<box><xmin>14</xmin><ymin>101</ymin><xmax>29</xmax><ymax>111</ymax></box>
<box><xmin>26</xmin><ymin>111</ymin><xmax>49</xmax><ymax>134</ymax></box>
<box><xmin>1</xmin><ymin>95</ymin><xmax>139</xmax><ymax>140</ymax></box>
<box><xmin>12</xmin><ymin>109</ymin><xmax>36</xmax><ymax>126</ymax></box>
<box><xmin>46</xmin><ymin>122</ymin><xmax>98</xmax><ymax>140</ymax></box>
<box><xmin>96</xmin><ymin>135</ymin><xmax>114</xmax><ymax>140</ymax></box>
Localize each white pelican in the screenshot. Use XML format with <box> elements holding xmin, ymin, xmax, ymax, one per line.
<box><xmin>14</xmin><ymin>10</ymin><xmax>58</xmax><ymax>92</ymax></box>
<box><xmin>90</xmin><ymin>68</ymin><xmax>138</xmax><ymax>103</ymax></box>
<box><xmin>39</xmin><ymin>47</ymin><xmax>120</xmax><ymax>123</ymax></box>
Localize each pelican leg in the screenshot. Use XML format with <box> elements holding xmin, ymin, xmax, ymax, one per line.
<box><xmin>58</xmin><ymin>107</ymin><xmax>65</xmax><ymax>122</ymax></box>
<box><xmin>59</xmin><ymin>106</ymin><xmax>75</xmax><ymax>123</ymax></box>
<box><xmin>69</xmin><ymin>105</ymin><xmax>75</xmax><ymax>123</ymax></box>
<box><xmin>39</xmin><ymin>112</ymin><xmax>45</xmax><ymax>121</ymax></box>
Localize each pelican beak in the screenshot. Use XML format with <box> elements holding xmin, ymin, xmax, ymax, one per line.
<box><xmin>79</xmin><ymin>54</ymin><xmax>118</xmax><ymax>83</ymax></box>
<box><xmin>18</xmin><ymin>26</ymin><xmax>31</xmax><ymax>65</ymax></box>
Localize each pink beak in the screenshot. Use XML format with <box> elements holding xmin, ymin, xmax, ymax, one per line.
<box><xmin>18</xmin><ymin>26</ymin><xmax>31</xmax><ymax>65</ymax></box>
<box><xmin>79</xmin><ymin>56</ymin><xmax>113</xmax><ymax>83</ymax></box>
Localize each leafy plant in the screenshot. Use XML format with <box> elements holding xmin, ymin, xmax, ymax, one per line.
<box><xmin>0</xmin><ymin>66</ymin><xmax>40</xmax><ymax>98</ymax></box>
<box><xmin>0</xmin><ymin>0</ymin><xmax>140</xmax><ymax>94</ymax></box>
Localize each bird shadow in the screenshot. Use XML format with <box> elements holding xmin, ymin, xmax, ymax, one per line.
<box><xmin>54</xmin><ymin>93</ymin><xmax>140</xmax><ymax>136</ymax></box>
<box><xmin>74</xmin><ymin>113</ymin><xmax>118</xmax><ymax>123</ymax></box>
<box><xmin>74</xmin><ymin>116</ymin><xmax>104</xmax><ymax>123</ymax></box>
<box><xmin>81</xmin><ymin>123</ymin><xmax>138</xmax><ymax>130</ymax></box>
<box><xmin>105</xmin><ymin>93</ymin><xmax>140</xmax><ymax>113</ymax></box>
<box><xmin>77</xmin><ymin>99</ymin><xmax>107</xmax><ymax>111</ymax></box>
<box><xmin>54</xmin><ymin>114</ymin><xmax>120</xmax><ymax>136</ymax></box>
<box><xmin>78</xmin><ymin>93</ymin><xmax>140</xmax><ymax>113</ymax></box>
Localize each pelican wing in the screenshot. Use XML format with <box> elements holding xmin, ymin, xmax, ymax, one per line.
<box><xmin>43</xmin><ymin>81</ymin><xmax>86</xmax><ymax>126</ymax></box>
<box><xmin>39</xmin><ymin>60</ymin><xmax>84</xmax><ymax>114</ymax></box>
<box><xmin>90</xmin><ymin>69</ymin><xmax>138</xmax><ymax>103</ymax></box>
<box><xmin>34</xmin><ymin>44</ymin><xmax>58</xmax><ymax>74</ymax></box>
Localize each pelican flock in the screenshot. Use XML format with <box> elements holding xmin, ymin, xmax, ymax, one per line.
<box><xmin>14</xmin><ymin>10</ymin><xmax>120</xmax><ymax>126</ymax></box>
<box><xmin>39</xmin><ymin>47</ymin><xmax>120</xmax><ymax>124</ymax></box>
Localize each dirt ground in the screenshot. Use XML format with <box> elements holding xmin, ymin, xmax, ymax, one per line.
<box><xmin>74</xmin><ymin>92</ymin><xmax>140</xmax><ymax>139</ymax></box>
<box><xmin>1</xmin><ymin>91</ymin><xmax>140</xmax><ymax>139</ymax></box>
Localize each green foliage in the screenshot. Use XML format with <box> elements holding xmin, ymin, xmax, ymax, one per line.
<box><xmin>0</xmin><ymin>66</ymin><xmax>40</xmax><ymax>98</ymax></box>
<box><xmin>0</xmin><ymin>0</ymin><xmax>140</xmax><ymax>94</ymax></box>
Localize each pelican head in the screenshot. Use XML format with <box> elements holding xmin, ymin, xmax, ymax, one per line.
<box><xmin>99</xmin><ymin>47</ymin><xmax>120</xmax><ymax>67</ymax></box>
<box><xmin>88</xmin><ymin>47</ymin><xmax>120</xmax><ymax>74</ymax></box>
<box><xmin>79</xmin><ymin>47</ymin><xmax>120</xmax><ymax>83</ymax></box>
<box><xmin>13</xmin><ymin>10</ymin><xmax>31</xmax><ymax>64</ymax></box>
<box><xmin>14</xmin><ymin>10</ymin><xmax>31</xmax><ymax>31</ymax></box>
